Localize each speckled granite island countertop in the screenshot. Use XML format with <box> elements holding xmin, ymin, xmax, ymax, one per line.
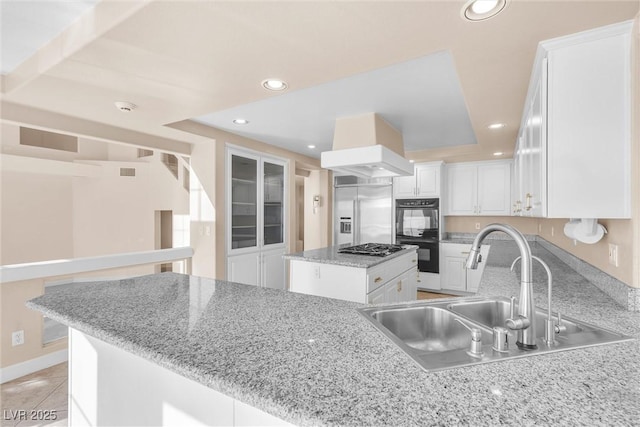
<box><xmin>28</xmin><ymin>242</ymin><xmax>640</xmax><ymax>426</ymax></box>
<box><xmin>283</xmin><ymin>243</ymin><xmax>418</xmax><ymax>268</ymax></box>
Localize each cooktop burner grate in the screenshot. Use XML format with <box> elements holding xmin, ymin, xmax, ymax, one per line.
<box><xmin>338</xmin><ymin>243</ymin><xmax>405</xmax><ymax>257</ymax></box>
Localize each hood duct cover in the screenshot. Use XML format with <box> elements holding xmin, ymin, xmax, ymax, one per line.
<box><xmin>321</xmin><ymin>113</ymin><xmax>413</xmax><ymax>177</ymax></box>
<box><xmin>321</xmin><ymin>145</ymin><xmax>413</xmax><ymax>178</ymax></box>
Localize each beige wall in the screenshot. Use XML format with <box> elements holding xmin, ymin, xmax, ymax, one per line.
<box><xmin>72</xmin><ymin>157</ymin><xmax>189</xmax><ymax>258</ymax></box>
<box><xmin>0</xmin><ymin>172</ymin><xmax>74</xmax><ymax>265</ymax></box>
<box><xmin>1</xmin><ymin>279</ymin><xmax>67</xmax><ymax>368</ymax></box>
<box><xmin>303</xmin><ymin>170</ymin><xmax>332</xmax><ymax>251</ymax></box>
<box><xmin>189</xmin><ymin>140</ymin><xmax>217</xmax><ymax>279</ymax></box>
<box><xmin>444</xmin><ymin>216</ymin><xmax>540</xmax><ymax>237</ymax></box>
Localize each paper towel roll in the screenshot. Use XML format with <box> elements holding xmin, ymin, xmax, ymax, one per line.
<box><xmin>564</xmin><ymin>219</ymin><xmax>606</xmax><ymax>244</ymax></box>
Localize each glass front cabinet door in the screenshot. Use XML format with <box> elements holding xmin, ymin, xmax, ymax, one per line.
<box><xmin>263</xmin><ymin>161</ymin><xmax>284</xmax><ymax>246</ymax></box>
<box><xmin>227</xmin><ymin>147</ymin><xmax>287</xmax><ymax>254</ymax></box>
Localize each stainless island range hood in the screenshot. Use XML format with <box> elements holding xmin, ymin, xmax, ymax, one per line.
<box><xmin>321</xmin><ymin>113</ymin><xmax>413</xmax><ymax>177</ymax></box>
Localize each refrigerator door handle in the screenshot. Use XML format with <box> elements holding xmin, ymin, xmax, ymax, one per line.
<box><xmin>353</xmin><ymin>200</ymin><xmax>358</xmax><ymax>244</ymax></box>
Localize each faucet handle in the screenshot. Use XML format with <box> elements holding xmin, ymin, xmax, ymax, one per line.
<box><xmin>555</xmin><ymin>312</ymin><xmax>567</xmax><ymax>334</ymax></box>
<box><xmin>509</xmin><ymin>296</ymin><xmax>516</xmax><ymax>319</ymax></box>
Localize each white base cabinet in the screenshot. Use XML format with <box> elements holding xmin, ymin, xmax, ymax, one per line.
<box><xmin>227</xmin><ymin>248</ymin><xmax>285</xmax><ymax>290</ymax></box>
<box><xmin>289</xmin><ymin>251</ymin><xmax>418</xmax><ymax>304</ymax></box>
<box><xmin>445</xmin><ymin>160</ymin><xmax>512</xmax><ymax>216</ymax></box>
<box><xmin>439</xmin><ymin>243</ymin><xmax>490</xmax><ymax>294</ymax></box>
<box><xmin>416</xmin><ymin>271</ymin><xmax>441</xmax><ymax>291</ymax></box>
<box><xmin>69</xmin><ymin>328</ymin><xmax>292</xmax><ymax>426</ymax></box>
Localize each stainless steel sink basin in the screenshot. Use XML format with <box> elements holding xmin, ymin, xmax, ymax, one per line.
<box><xmin>371</xmin><ymin>306</ymin><xmax>492</xmax><ymax>353</ymax></box>
<box><xmin>448</xmin><ymin>298</ymin><xmax>584</xmax><ymax>337</ymax></box>
<box><xmin>358</xmin><ymin>296</ymin><xmax>633</xmax><ymax>372</ymax></box>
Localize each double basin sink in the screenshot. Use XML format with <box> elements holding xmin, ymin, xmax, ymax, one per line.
<box><xmin>358</xmin><ymin>296</ymin><xmax>632</xmax><ymax>372</ymax></box>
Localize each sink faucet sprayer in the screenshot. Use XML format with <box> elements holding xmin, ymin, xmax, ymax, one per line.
<box><xmin>466</xmin><ymin>224</ymin><xmax>537</xmax><ymax>350</ymax></box>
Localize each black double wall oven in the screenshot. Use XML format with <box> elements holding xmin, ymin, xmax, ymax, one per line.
<box><xmin>395</xmin><ymin>199</ymin><xmax>439</xmax><ymax>274</ymax></box>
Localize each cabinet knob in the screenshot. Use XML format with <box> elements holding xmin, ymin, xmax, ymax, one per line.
<box><xmin>397</xmin><ymin>281</ymin><xmax>402</xmax><ymax>292</ymax></box>
<box><xmin>374</xmin><ymin>277</ymin><xmax>383</xmax><ymax>283</ymax></box>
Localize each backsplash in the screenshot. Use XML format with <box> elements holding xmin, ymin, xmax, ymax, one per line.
<box><xmin>445</xmin><ymin>232</ymin><xmax>639</xmax><ymax>312</ymax></box>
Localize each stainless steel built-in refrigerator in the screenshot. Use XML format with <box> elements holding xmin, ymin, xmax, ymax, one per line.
<box><xmin>334</xmin><ymin>176</ymin><xmax>393</xmax><ymax>245</ymax></box>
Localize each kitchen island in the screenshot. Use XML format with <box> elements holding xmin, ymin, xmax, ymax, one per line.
<box><xmin>27</xmin><ymin>240</ymin><xmax>639</xmax><ymax>426</ymax></box>
<box><xmin>285</xmin><ymin>244</ymin><xmax>418</xmax><ymax>304</ymax></box>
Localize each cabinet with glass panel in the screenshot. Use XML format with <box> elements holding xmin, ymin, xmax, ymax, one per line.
<box><xmin>227</xmin><ymin>147</ymin><xmax>287</xmax><ymax>289</ymax></box>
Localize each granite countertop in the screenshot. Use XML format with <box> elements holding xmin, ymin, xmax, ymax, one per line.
<box><xmin>27</xmin><ymin>241</ymin><xmax>640</xmax><ymax>426</ymax></box>
<box><xmin>283</xmin><ymin>243</ymin><xmax>418</xmax><ymax>268</ymax></box>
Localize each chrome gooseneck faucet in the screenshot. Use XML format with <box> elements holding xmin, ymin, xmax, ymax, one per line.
<box><xmin>465</xmin><ymin>223</ymin><xmax>537</xmax><ymax>350</ymax></box>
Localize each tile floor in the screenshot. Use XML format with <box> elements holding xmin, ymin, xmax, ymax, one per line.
<box><xmin>417</xmin><ymin>290</ymin><xmax>456</xmax><ymax>300</ymax></box>
<box><xmin>1</xmin><ymin>363</ymin><xmax>68</xmax><ymax>427</ymax></box>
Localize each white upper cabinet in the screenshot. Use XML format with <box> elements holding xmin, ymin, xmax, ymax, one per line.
<box><xmin>446</xmin><ymin>160</ymin><xmax>512</xmax><ymax>216</ymax></box>
<box><xmin>514</xmin><ymin>21</ymin><xmax>632</xmax><ymax>218</ymax></box>
<box><xmin>393</xmin><ymin>162</ymin><xmax>443</xmax><ymax>198</ymax></box>
<box><xmin>513</xmin><ymin>72</ymin><xmax>546</xmax><ymax>217</ymax></box>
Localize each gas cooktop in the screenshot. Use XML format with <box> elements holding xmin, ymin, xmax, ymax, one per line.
<box><xmin>338</xmin><ymin>243</ymin><xmax>405</xmax><ymax>257</ymax></box>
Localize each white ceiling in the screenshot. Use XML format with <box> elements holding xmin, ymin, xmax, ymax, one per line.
<box><xmin>1</xmin><ymin>1</ymin><xmax>638</xmax><ymax>164</ymax></box>
<box><xmin>0</xmin><ymin>0</ymin><xmax>100</xmax><ymax>74</ymax></box>
<box><xmin>193</xmin><ymin>50</ymin><xmax>476</xmax><ymax>155</ymax></box>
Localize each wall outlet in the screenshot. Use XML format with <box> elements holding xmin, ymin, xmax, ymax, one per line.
<box><xmin>608</xmin><ymin>244</ymin><xmax>619</xmax><ymax>267</ymax></box>
<box><xmin>538</xmin><ymin>223</ymin><xmax>542</xmax><ymax>233</ymax></box>
<box><xmin>12</xmin><ymin>330</ymin><xmax>24</xmax><ymax>346</ymax></box>
<box><xmin>551</xmin><ymin>226</ymin><xmax>555</xmax><ymax>237</ymax></box>
<box><xmin>475</xmin><ymin>222</ymin><xmax>480</xmax><ymax>230</ymax></box>
<box><xmin>314</xmin><ymin>266</ymin><xmax>321</xmax><ymax>279</ymax></box>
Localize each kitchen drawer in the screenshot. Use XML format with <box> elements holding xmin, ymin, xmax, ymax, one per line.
<box><xmin>367</xmin><ymin>251</ymin><xmax>417</xmax><ymax>293</ymax></box>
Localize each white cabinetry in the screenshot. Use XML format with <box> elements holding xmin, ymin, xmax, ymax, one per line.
<box><xmin>69</xmin><ymin>329</ymin><xmax>292</xmax><ymax>427</ymax></box>
<box><xmin>227</xmin><ymin>248</ymin><xmax>285</xmax><ymax>289</ymax></box>
<box><xmin>514</xmin><ymin>21</ymin><xmax>632</xmax><ymax>218</ymax></box>
<box><xmin>289</xmin><ymin>251</ymin><xmax>418</xmax><ymax>304</ymax></box>
<box><xmin>394</xmin><ymin>162</ymin><xmax>443</xmax><ymax>198</ymax></box>
<box><xmin>226</xmin><ymin>146</ymin><xmax>287</xmax><ymax>289</ymax></box>
<box><xmin>439</xmin><ymin>243</ymin><xmax>490</xmax><ymax>294</ymax></box>
<box><xmin>445</xmin><ymin>160</ymin><xmax>511</xmax><ymax>216</ymax></box>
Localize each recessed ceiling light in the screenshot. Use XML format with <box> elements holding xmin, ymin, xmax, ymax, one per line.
<box><xmin>262</xmin><ymin>79</ymin><xmax>288</xmax><ymax>91</ymax></box>
<box><xmin>461</xmin><ymin>0</ymin><xmax>507</xmax><ymax>21</ymax></box>
<box><xmin>493</xmin><ymin>151</ymin><xmax>504</xmax><ymax>156</ymax></box>
<box><xmin>307</xmin><ymin>145</ymin><xmax>316</xmax><ymax>149</ymax></box>
<box><xmin>488</xmin><ymin>123</ymin><xmax>506</xmax><ymax>129</ymax></box>
<box><xmin>233</xmin><ymin>118</ymin><xmax>249</xmax><ymax>125</ymax></box>
<box><xmin>409</xmin><ymin>160</ymin><xmax>415</xmax><ymax>163</ymax></box>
